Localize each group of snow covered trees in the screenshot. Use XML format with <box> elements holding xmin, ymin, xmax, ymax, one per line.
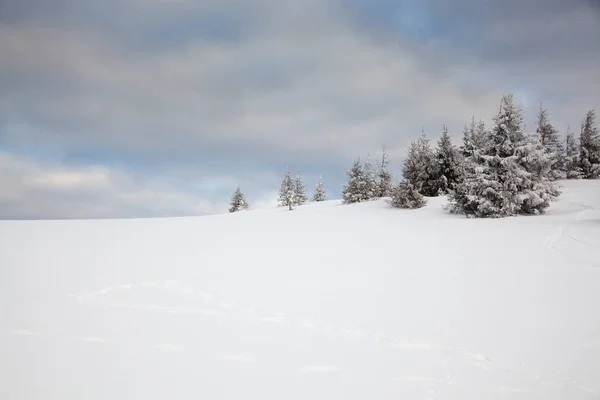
<box><xmin>341</xmin><ymin>129</ymin><xmax>462</xmax><ymax>210</ymax></box>
<box><xmin>230</xmin><ymin>92</ymin><xmax>598</xmax><ymax>217</ymax></box>
<box><xmin>229</xmin><ymin>169</ymin><xmax>327</xmax><ymax>213</ymax></box>
<box><xmin>277</xmin><ymin>169</ymin><xmax>326</xmax><ymax>210</ymax></box>
<box><xmin>342</xmin><ymin>93</ymin><xmax>599</xmax><ymax>218</ymax></box>
<box><xmin>341</xmin><ymin>147</ymin><xmax>395</xmax><ymax>203</ymax></box>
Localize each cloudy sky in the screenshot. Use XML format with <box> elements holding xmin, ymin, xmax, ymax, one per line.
<box><xmin>1</xmin><ymin>0</ymin><xmax>599</xmax><ymax>219</ymax></box>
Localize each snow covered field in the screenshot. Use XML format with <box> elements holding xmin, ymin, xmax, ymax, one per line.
<box><xmin>1</xmin><ymin>179</ymin><xmax>599</xmax><ymax>400</ymax></box>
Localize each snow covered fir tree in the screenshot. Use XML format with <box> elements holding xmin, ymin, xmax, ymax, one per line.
<box><xmin>342</xmin><ymin>157</ymin><xmax>377</xmax><ymax>203</ymax></box>
<box><xmin>460</xmin><ymin>116</ymin><xmax>488</xmax><ymax>159</ymax></box>
<box><xmin>376</xmin><ymin>146</ymin><xmax>394</xmax><ymax>197</ymax></box>
<box><xmin>401</xmin><ymin>132</ymin><xmax>439</xmax><ymax>197</ymax></box>
<box><xmin>229</xmin><ymin>186</ymin><xmax>249</xmax><ymax>213</ymax></box>
<box><xmin>579</xmin><ymin>109</ymin><xmax>600</xmax><ymax>179</ymax></box>
<box><xmin>294</xmin><ymin>171</ymin><xmax>308</xmax><ymax>205</ymax></box>
<box><xmin>564</xmin><ymin>127</ymin><xmax>584</xmax><ymax>179</ymax></box>
<box><xmin>536</xmin><ymin>103</ymin><xmax>565</xmax><ymax>180</ymax></box>
<box><xmin>446</xmin><ymin>92</ymin><xmax>560</xmax><ymax>218</ymax></box>
<box><xmin>363</xmin><ymin>154</ymin><xmax>378</xmax><ymax>199</ymax></box>
<box><xmin>389</xmin><ymin>180</ymin><xmax>426</xmax><ymax>209</ymax></box>
<box><xmin>433</xmin><ymin>125</ymin><xmax>464</xmax><ymax>194</ymax></box>
<box><xmin>278</xmin><ymin>168</ymin><xmax>297</xmax><ymax>210</ymax></box>
<box><xmin>312</xmin><ymin>176</ymin><xmax>326</xmax><ymax>202</ymax></box>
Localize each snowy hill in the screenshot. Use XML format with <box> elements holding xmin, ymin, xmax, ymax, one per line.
<box><xmin>1</xmin><ymin>180</ymin><xmax>599</xmax><ymax>400</ymax></box>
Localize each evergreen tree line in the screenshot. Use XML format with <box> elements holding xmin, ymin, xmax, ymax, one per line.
<box><xmin>341</xmin><ymin>93</ymin><xmax>599</xmax><ymax>218</ymax></box>
<box><xmin>229</xmin><ymin>93</ymin><xmax>599</xmax><ymax>217</ymax></box>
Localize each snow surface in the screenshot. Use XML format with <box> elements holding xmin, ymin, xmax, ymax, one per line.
<box><xmin>1</xmin><ymin>180</ymin><xmax>599</xmax><ymax>400</ymax></box>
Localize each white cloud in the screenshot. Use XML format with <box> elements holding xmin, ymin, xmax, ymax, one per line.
<box><xmin>0</xmin><ymin>152</ymin><xmax>233</xmax><ymax>219</ymax></box>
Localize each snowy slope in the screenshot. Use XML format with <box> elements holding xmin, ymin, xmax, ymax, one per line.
<box><xmin>1</xmin><ymin>180</ymin><xmax>599</xmax><ymax>400</ymax></box>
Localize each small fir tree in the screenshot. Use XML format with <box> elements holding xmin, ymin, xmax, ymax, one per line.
<box><xmin>312</xmin><ymin>176</ymin><xmax>327</xmax><ymax>202</ymax></box>
<box><xmin>389</xmin><ymin>180</ymin><xmax>426</xmax><ymax>209</ymax></box>
<box><xmin>229</xmin><ymin>186</ymin><xmax>249</xmax><ymax>213</ymax></box>
<box><xmin>536</xmin><ymin>103</ymin><xmax>565</xmax><ymax>180</ymax></box>
<box><xmin>278</xmin><ymin>168</ymin><xmax>296</xmax><ymax>210</ymax></box>
<box><xmin>460</xmin><ymin>119</ymin><xmax>475</xmax><ymax>158</ymax></box>
<box><xmin>402</xmin><ymin>131</ymin><xmax>438</xmax><ymax>196</ymax></box>
<box><xmin>473</xmin><ymin>119</ymin><xmax>489</xmax><ymax>151</ymax></box>
<box><xmin>564</xmin><ymin>127</ymin><xmax>584</xmax><ymax>179</ymax></box>
<box><xmin>294</xmin><ymin>171</ymin><xmax>308</xmax><ymax>205</ymax></box>
<box><xmin>433</xmin><ymin>125</ymin><xmax>464</xmax><ymax>194</ymax></box>
<box><xmin>376</xmin><ymin>146</ymin><xmax>394</xmax><ymax>197</ymax></box>
<box><xmin>342</xmin><ymin>158</ymin><xmax>369</xmax><ymax>204</ymax></box>
<box><xmin>579</xmin><ymin>109</ymin><xmax>600</xmax><ymax>179</ymax></box>
<box><xmin>363</xmin><ymin>154</ymin><xmax>378</xmax><ymax>200</ymax></box>
<box><xmin>460</xmin><ymin>116</ymin><xmax>489</xmax><ymax>158</ymax></box>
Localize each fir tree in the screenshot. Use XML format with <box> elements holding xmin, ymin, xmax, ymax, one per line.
<box><xmin>433</xmin><ymin>125</ymin><xmax>464</xmax><ymax>194</ymax></box>
<box><xmin>312</xmin><ymin>176</ymin><xmax>327</xmax><ymax>202</ymax></box>
<box><xmin>342</xmin><ymin>158</ymin><xmax>369</xmax><ymax>204</ymax></box>
<box><xmin>473</xmin><ymin>119</ymin><xmax>489</xmax><ymax>151</ymax></box>
<box><xmin>278</xmin><ymin>168</ymin><xmax>296</xmax><ymax>210</ymax></box>
<box><xmin>363</xmin><ymin>154</ymin><xmax>378</xmax><ymax>200</ymax></box>
<box><xmin>376</xmin><ymin>146</ymin><xmax>393</xmax><ymax>197</ymax></box>
<box><xmin>447</xmin><ymin>93</ymin><xmax>560</xmax><ymax>217</ymax></box>
<box><xmin>402</xmin><ymin>131</ymin><xmax>438</xmax><ymax>196</ymax></box>
<box><xmin>460</xmin><ymin>118</ymin><xmax>475</xmax><ymax>158</ymax></box>
<box><xmin>579</xmin><ymin>109</ymin><xmax>600</xmax><ymax>179</ymax></box>
<box><xmin>389</xmin><ymin>180</ymin><xmax>426</xmax><ymax>209</ymax></box>
<box><xmin>536</xmin><ymin>103</ymin><xmax>565</xmax><ymax>180</ymax></box>
<box><xmin>229</xmin><ymin>186</ymin><xmax>249</xmax><ymax>213</ymax></box>
<box><xmin>294</xmin><ymin>171</ymin><xmax>308</xmax><ymax>205</ymax></box>
<box><xmin>564</xmin><ymin>127</ymin><xmax>583</xmax><ymax>179</ymax></box>
<box><xmin>514</xmin><ymin>132</ymin><xmax>562</xmax><ymax>214</ymax></box>
<box><xmin>460</xmin><ymin>116</ymin><xmax>489</xmax><ymax>158</ymax></box>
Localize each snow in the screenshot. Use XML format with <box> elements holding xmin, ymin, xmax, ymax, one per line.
<box><xmin>1</xmin><ymin>180</ymin><xmax>599</xmax><ymax>400</ymax></box>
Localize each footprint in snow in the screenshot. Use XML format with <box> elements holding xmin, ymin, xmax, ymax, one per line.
<box><xmin>392</xmin><ymin>376</ymin><xmax>438</xmax><ymax>383</ymax></box>
<box><xmin>7</xmin><ymin>329</ymin><xmax>41</xmax><ymax>337</ymax></box>
<box><xmin>300</xmin><ymin>365</ymin><xmax>342</xmax><ymax>373</ymax></box>
<box><xmin>80</xmin><ymin>336</ymin><xmax>108</xmax><ymax>344</ymax></box>
<box><xmin>154</xmin><ymin>343</ymin><xmax>183</xmax><ymax>352</ymax></box>
<box><xmin>219</xmin><ymin>355</ymin><xmax>256</xmax><ymax>363</ymax></box>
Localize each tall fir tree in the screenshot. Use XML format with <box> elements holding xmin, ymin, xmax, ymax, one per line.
<box><xmin>342</xmin><ymin>158</ymin><xmax>370</xmax><ymax>204</ymax></box>
<box><xmin>433</xmin><ymin>125</ymin><xmax>464</xmax><ymax>194</ymax></box>
<box><xmin>536</xmin><ymin>103</ymin><xmax>565</xmax><ymax>180</ymax></box>
<box><xmin>447</xmin><ymin>93</ymin><xmax>559</xmax><ymax>217</ymax></box>
<box><xmin>312</xmin><ymin>176</ymin><xmax>327</xmax><ymax>202</ymax></box>
<box><xmin>229</xmin><ymin>186</ymin><xmax>249</xmax><ymax>213</ymax></box>
<box><xmin>277</xmin><ymin>168</ymin><xmax>296</xmax><ymax>210</ymax></box>
<box><xmin>376</xmin><ymin>146</ymin><xmax>394</xmax><ymax>197</ymax></box>
<box><xmin>294</xmin><ymin>171</ymin><xmax>308</xmax><ymax>205</ymax></box>
<box><xmin>564</xmin><ymin>127</ymin><xmax>584</xmax><ymax>179</ymax></box>
<box><xmin>579</xmin><ymin>109</ymin><xmax>600</xmax><ymax>179</ymax></box>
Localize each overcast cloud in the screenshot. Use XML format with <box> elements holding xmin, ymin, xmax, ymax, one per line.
<box><xmin>1</xmin><ymin>0</ymin><xmax>599</xmax><ymax>218</ymax></box>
